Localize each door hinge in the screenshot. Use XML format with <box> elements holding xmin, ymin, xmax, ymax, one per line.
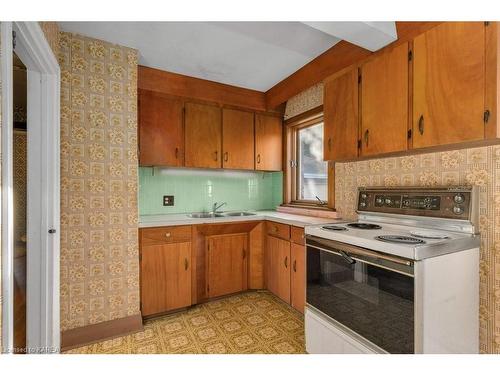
<box><xmin>408</xmin><ymin>50</ymin><xmax>413</xmax><ymax>61</ymax></box>
<box><xmin>12</xmin><ymin>30</ymin><xmax>16</xmax><ymax>50</ymax></box>
<box><xmin>484</xmin><ymin>109</ymin><xmax>490</xmax><ymax>124</ymax></box>
<box><xmin>357</xmin><ymin>139</ymin><xmax>361</xmax><ymax>149</ymax></box>
<box><xmin>407</xmin><ymin>129</ymin><xmax>412</xmax><ymax>139</ymax></box>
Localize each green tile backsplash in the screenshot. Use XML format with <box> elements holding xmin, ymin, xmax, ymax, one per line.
<box><xmin>139</xmin><ymin>167</ymin><xmax>283</xmax><ymax>215</ymax></box>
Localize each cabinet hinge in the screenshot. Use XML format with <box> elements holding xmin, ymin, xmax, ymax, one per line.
<box><xmin>358</xmin><ymin>74</ymin><xmax>362</xmax><ymax>84</ymax></box>
<box><xmin>408</xmin><ymin>50</ymin><xmax>413</xmax><ymax>61</ymax></box>
<box><xmin>407</xmin><ymin>129</ymin><xmax>412</xmax><ymax>139</ymax></box>
<box><xmin>357</xmin><ymin>139</ymin><xmax>362</xmax><ymax>149</ymax></box>
<box><xmin>484</xmin><ymin>109</ymin><xmax>490</xmax><ymax>124</ymax></box>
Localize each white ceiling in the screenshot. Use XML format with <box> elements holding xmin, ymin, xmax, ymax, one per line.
<box><xmin>58</xmin><ymin>22</ymin><xmax>396</xmax><ymax>91</ymax></box>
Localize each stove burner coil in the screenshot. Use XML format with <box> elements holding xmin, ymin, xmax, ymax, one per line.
<box><xmin>376</xmin><ymin>235</ymin><xmax>425</xmax><ymax>244</ymax></box>
<box><xmin>321</xmin><ymin>225</ymin><xmax>348</xmax><ymax>231</ymax></box>
<box><xmin>347</xmin><ymin>223</ymin><xmax>382</xmax><ymax>230</ymax></box>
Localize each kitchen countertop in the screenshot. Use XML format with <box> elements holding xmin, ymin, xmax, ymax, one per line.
<box><xmin>139</xmin><ymin>210</ymin><xmax>342</xmax><ymax>228</ymax></box>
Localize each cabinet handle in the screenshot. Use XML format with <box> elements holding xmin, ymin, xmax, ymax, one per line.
<box><xmin>418</xmin><ymin>115</ymin><xmax>424</xmax><ymax>135</ymax></box>
<box><xmin>293</xmin><ymin>260</ymin><xmax>297</xmax><ymax>273</ymax></box>
<box><xmin>364</xmin><ymin>129</ymin><xmax>369</xmax><ymax>147</ymax></box>
<box><xmin>284</xmin><ymin>256</ymin><xmax>288</xmax><ymax>269</ymax></box>
<box><xmin>175</xmin><ymin>147</ymin><xmax>179</xmax><ymax>159</ymax></box>
<box><xmin>328</xmin><ymin>138</ymin><xmax>332</xmax><ymax>151</ymax></box>
<box><xmin>165</xmin><ymin>232</ymin><xmax>171</xmax><ymax>238</ymax></box>
<box><xmin>214</xmin><ymin>150</ymin><xmax>218</xmax><ymax>161</ymax></box>
<box><xmin>184</xmin><ymin>258</ymin><xmax>189</xmax><ymax>271</ymax></box>
<box><xmin>224</xmin><ymin>152</ymin><xmax>228</xmax><ymax>162</ymax></box>
<box><xmin>257</xmin><ymin>154</ymin><xmax>261</xmax><ymax>164</ymax></box>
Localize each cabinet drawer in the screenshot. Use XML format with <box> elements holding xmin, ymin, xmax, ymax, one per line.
<box><xmin>141</xmin><ymin>226</ymin><xmax>192</xmax><ymax>245</ymax></box>
<box><xmin>291</xmin><ymin>226</ymin><xmax>305</xmax><ymax>245</ymax></box>
<box><xmin>266</xmin><ymin>221</ymin><xmax>290</xmax><ymax>240</ymax></box>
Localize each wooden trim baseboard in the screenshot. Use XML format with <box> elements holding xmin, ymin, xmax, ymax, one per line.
<box><xmin>61</xmin><ymin>313</ymin><xmax>143</xmax><ymax>352</ymax></box>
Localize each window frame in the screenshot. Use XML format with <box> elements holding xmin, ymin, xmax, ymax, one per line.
<box><xmin>284</xmin><ymin>106</ymin><xmax>334</xmax><ymax>210</ymax></box>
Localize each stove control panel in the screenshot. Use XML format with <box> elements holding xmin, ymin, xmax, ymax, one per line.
<box><xmin>357</xmin><ymin>187</ymin><xmax>474</xmax><ymax>220</ymax></box>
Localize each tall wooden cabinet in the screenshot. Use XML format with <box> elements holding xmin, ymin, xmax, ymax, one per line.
<box><xmin>140</xmin><ymin>226</ymin><xmax>192</xmax><ymax>316</ymax></box>
<box><xmin>184</xmin><ymin>102</ymin><xmax>222</xmax><ymax>169</ymax></box>
<box><xmin>323</xmin><ymin>68</ymin><xmax>359</xmax><ymax>161</ymax></box>
<box><xmin>255</xmin><ymin>113</ymin><xmax>283</xmax><ymax>171</ymax></box>
<box><xmin>222</xmin><ymin>109</ymin><xmax>255</xmax><ymax>170</ymax></box>
<box><xmin>138</xmin><ymin>90</ymin><xmax>184</xmax><ymax>166</ymax></box>
<box><xmin>206</xmin><ymin>233</ymin><xmax>248</xmax><ymax>298</ymax></box>
<box><xmin>360</xmin><ymin>42</ymin><xmax>409</xmax><ymax>156</ymax></box>
<box><xmin>412</xmin><ymin>22</ymin><xmax>486</xmax><ymax>148</ymax></box>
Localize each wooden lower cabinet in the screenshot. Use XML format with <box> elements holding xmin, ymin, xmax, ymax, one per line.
<box><xmin>290</xmin><ymin>243</ymin><xmax>305</xmax><ymax>313</ymax></box>
<box><xmin>206</xmin><ymin>233</ymin><xmax>248</xmax><ymax>298</ymax></box>
<box><xmin>140</xmin><ymin>242</ymin><xmax>192</xmax><ymax>316</ymax></box>
<box><xmin>266</xmin><ymin>235</ymin><xmax>291</xmax><ymax>304</ymax></box>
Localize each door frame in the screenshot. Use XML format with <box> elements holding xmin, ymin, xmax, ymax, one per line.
<box><xmin>1</xmin><ymin>21</ymin><xmax>60</xmax><ymax>353</ymax></box>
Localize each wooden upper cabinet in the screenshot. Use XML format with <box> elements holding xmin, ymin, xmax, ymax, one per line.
<box><xmin>255</xmin><ymin>114</ymin><xmax>283</xmax><ymax>171</ymax></box>
<box><xmin>140</xmin><ymin>242</ymin><xmax>192</xmax><ymax>316</ymax></box>
<box><xmin>185</xmin><ymin>102</ymin><xmax>222</xmax><ymax>169</ymax></box>
<box><xmin>207</xmin><ymin>233</ymin><xmax>248</xmax><ymax>298</ymax></box>
<box><xmin>361</xmin><ymin>42</ymin><xmax>409</xmax><ymax>156</ymax></box>
<box><xmin>139</xmin><ymin>90</ymin><xmax>184</xmax><ymax>166</ymax></box>
<box><xmin>323</xmin><ymin>68</ymin><xmax>359</xmax><ymax>161</ymax></box>
<box><xmin>412</xmin><ymin>22</ymin><xmax>486</xmax><ymax>148</ymax></box>
<box><xmin>265</xmin><ymin>235</ymin><xmax>290</xmax><ymax>304</ymax></box>
<box><xmin>290</xmin><ymin>243</ymin><xmax>305</xmax><ymax>313</ymax></box>
<box><xmin>222</xmin><ymin>109</ymin><xmax>255</xmax><ymax>170</ymax></box>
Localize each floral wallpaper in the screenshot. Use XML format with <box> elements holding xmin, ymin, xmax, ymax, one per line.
<box><xmin>335</xmin><ymin>147</ymin><xmax>500</xmax><ymax>353</ymax></box>
<box><xmin>58</xmin><ymin>32</ymin><xmax>140</xmax><ymax>331</ymax></box>
<box><xmin>284</xmin><ymin>82</ymin><xmax>323</xmax><ymax>120</ymax></box>
<box><xmin>39</xmin><ymin>22</ymin><xmax>60</xmax><ymax>57</ymax></box>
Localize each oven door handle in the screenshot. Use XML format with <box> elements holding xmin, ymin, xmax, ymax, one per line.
<box><xmin>339</xmin><ymin>250</ymin><xmax>356</xmax><ymax>265</ymax></box>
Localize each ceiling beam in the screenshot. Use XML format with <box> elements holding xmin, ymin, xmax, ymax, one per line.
<box><xmin>303</xmin><ymin>22</ymin><xmax>397</xmax><ymax>52</ymax></box>
<box><xmin>265</xmin><ymin>22</ymin><xmax>443</xmax><ymax>110</ymax></box>
<box><xmin>139</xmin><ymin>65</ymin><xmax>268</xmax><ymax>112</ymax></box>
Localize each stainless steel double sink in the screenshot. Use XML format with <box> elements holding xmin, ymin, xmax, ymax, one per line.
<box><xmin>187</xmin><ymin>211</ymin><xmax>256</xmax><ymax>218</ymax></box>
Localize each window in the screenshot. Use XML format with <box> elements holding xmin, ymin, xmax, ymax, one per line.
<box><xmin>297</xmin><ymin>122</ymin><xmax>327</xmax><ymax>201</ymax></box>
<box><xmin>285</xmin><ymin>110</ymin><xmax>330</xmax><ymax>207</ymax></box>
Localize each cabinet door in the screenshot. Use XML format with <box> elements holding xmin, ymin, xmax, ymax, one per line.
<box><xmin>139</xmin><ymin>90</ymin><xmax>184</xmax><ymax>166</ymax></box>
<box><xmin>222</xmin><ymin>109</ymin><xmax>255</xmax><ymax>170</ymax></box>
<box><xmin>255</xmin><ymin>114</ymin><xmax>282</xmax><ymax>171</ymax></box>
<box><xmin>361</xmin><ymin>42</ymin><xmax>409</xmax><ymax>156</ymax></box>
<box><xmin>323</xmin><ymin>68</ymin><xmax>359</xmax><ymax>161</ymax></box>
<box><xmin>185</xmin><ymin>102</ymin><xmax>222</xmax><ymax>168</ymax></box>
<box><xmin>207</xmin><ymin>233</ymin><xmax>248</xmax><ymax>298</ymax></box>
<box><xmin>141</xmin><ymin>242</ymin><xmax>192</xmax><ymax>316</ymax></box>
<box><xmin>413</xmin><ymin>22</ymin><xmax>485</xmax><ymax>148</ymax></box>
<box><xmin>291</xmin><ymin>243</ymin><xmax>305</xmax><ymax>313</ymax></box>
<box><xmin>266</xmin><ymin>235</ymin><xmax>291</xmax><ymax>304</ymax></box>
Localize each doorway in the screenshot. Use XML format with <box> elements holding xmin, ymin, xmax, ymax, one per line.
<box><xmin>1</xmin><ymin>22</ymin><xmax>60</xmax><ymax>354</ymax></box>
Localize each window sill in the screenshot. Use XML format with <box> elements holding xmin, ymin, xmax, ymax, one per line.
<box><xmin>280</xmin><ymin>203</ymin><xmax>336</xmax><ymax>212</ymax></box>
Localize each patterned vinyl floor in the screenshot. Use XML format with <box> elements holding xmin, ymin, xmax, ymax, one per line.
<box><xmin>64</xmin><ymin>291</ymin><xmax>306</xmax><ymax>354</ymax></box>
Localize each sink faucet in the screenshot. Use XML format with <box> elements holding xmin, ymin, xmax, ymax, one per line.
<box><xmin>212</xmin><ymin>202</ymin><xmax>227</xmax><ymax>214</ymax></box>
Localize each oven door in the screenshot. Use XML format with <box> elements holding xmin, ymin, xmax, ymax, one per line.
<box><xmin>306</xmin><ymin>236</ymin><xmax>415</xmax><ymax>354</ymax></box>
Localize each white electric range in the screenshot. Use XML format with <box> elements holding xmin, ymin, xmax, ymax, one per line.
<box><xmin>304</xmin><ymin>186</ymin><xmax>480</xmax><ymax>354</ymax></box>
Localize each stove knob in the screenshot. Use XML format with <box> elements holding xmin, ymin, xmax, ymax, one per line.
<box><xmin>360</xmin><ymin>202</ymin><xmax>367</xmax><ymax>208</ymax></box>
<box><xmin>385</xmin><ymin>198</ymin><xmax>392</xmax><ymax>205</ymax></box>
<box><xmin>376</xmin><ymin>197</ymin><xmax>383</xmax><ymax>204</ymax></box>
<box><xmin>454</xmin><ymin>194</ymin><xmax>465</xmax><ymax>204</ymax></box>
<box><xmin>453</xmin><ymin>206</ymin><xmax>463</xmax><ymax>215</ymax></box>
<box><xmin>403</xmin><ymin>200</ymin><xmax>410</xmax><ymax>207</ymax></box>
